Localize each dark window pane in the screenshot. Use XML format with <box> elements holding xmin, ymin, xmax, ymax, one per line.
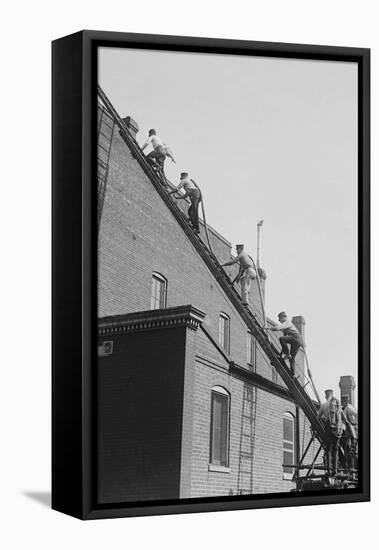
<box><xmin>219</xmin><ymin>317</ymin><xmax>225</xmax><ymax>349</ymax></box>
<box><xmin>283</xmin><ymin>414</ymin><xmax>295</xmax><ymax>474</ymax></box>
<box><xmin>283</xmin><ymin>417</ymin><xmax>293</xmax><ymax>441</ymax></box>
<box><xmin>150</xmin><ymin>278</ymin><xmax>156</xmax><ymax>309</ymax></box>
<box><xmin>247</xmin><ymin>332</ymin><xmax>252</xmax><ymax>364</ymax></box>
<box><xmin>157</xmin><ymin>280</ymin><xmax>162</xmax><ymax>307</ymax></box>
<box><xmin>210</xmin><ymin>391</ymin><xmax>229</xmax><ymax>467</ymax></box>
<box><xmin>212</xmin><ymin>398</ymin><xmax>222</xmax><ymax>464</ymax></box>
<box><xmin>151</xmin><ymin>274</ymin><xmax>166</xmax><ymax>310</ymax></box>
<box><xmin>219</xmin><ymin>315</ymin><xmax>229</xmax><ymax>353</ymax></box>
<box><xmin>283</xmin><ymin>449</ymin><xmax>294</xmax><ymax>474</ymax></box>
<box><xmin>220</xmin><ymin>397</ymin><xmax>228</xmax><ymax>466</ymax></box>
<box><xmin>283</xmin><ymin>450</ymin><xmax>293</xmax><ymax>465</ymax></box>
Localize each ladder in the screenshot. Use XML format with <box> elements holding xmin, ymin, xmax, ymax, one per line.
<box><xmin>237</xmin><ymin>384</ymin><xmax>257</xmax><ymax>494</ymax></box>
<box><xmin>97</xmin><ymin>105</ymin><xmax>115</xmax><ymax>229</ymax></box>
<box><xmin>97</xmin><ymin>85</ymin><xmax>328</xmax><ymax>448</ymax></box>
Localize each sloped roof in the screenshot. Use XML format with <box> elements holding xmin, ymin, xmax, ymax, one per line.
<box><xmin>98</xmin><ymin>85</ymin><xmax>327</xmax><ymax>444</ymax></box>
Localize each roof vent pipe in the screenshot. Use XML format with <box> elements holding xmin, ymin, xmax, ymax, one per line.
<box><xmin>257</xmin><ymin>219</ymin><xmax>264</xmax><ymax>269</ymax></box>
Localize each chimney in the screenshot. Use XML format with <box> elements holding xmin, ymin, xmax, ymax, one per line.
<box><xmin>122</xmin><ymin>116</ymin><xmax>139</xmax><ymax>139</ymax></box>
<box><xmin>339</xmin><ymin>375</ymin><xmax>356</xmax><ymax>407</ymax></box>
<box><xmin>292</xmin><ymin>315</ymin><xmax>306</xmax><ymax>345</ymax></box>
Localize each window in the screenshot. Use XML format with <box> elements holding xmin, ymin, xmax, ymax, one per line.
<box><xmin>210</xmin><ymin>387</ymin><xmax>230</xmax><ymax>467</ymax></box>
<box><xmin>283</xmin><ymin>412</ymin><xmax>295</xmax><ymax>477</ymax></box>
<box><xmin>150</xmin><ymin>272</ymin><xmax>167</xmax><ymax>310</ymax></box>
<box><xmin>247</xmin><ymin>331</ymin><xmax>256</xmax><ymax>368</ymax></box>
<box><xmin>219</xmin><ymin>313</ymin><xmax>230</xmax><ymax>353</ymax></box>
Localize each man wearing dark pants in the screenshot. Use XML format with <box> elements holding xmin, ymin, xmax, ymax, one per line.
<box><xmin>170</xmin><ymin>172</ymin><xmax>202</xmax><ymax>233</ymax></box>
<box><xmin>318</xmin><ymin>391</ymin><xmax>344</xmax><ymax>475</ymax></box>
<box><xmin>141</xmin><ymin>128</ymin><xmax>167</xmax><ymax>170</ymax></box>
<box><xmin>340</xmin><ymin>396</ymin><xmax>358</xmax><ymax>471</ymax></box>
<box><xmin>266</xmin><ymin>312</ymin><xmax>302</xmax><ymax>367</ymax></box>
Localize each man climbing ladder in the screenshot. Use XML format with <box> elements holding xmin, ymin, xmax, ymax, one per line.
<box><xmin>221</xmin><ymin>244</ymin><xmax>257</xmax><ymax>305</ymax></box>
<box><xmin>265</xmin><ymin>311</ymin><xmax>303</xmax><ymax>367</ymax></box>
<box><xmin>170</xmin><ymin>172</ymin><xmax>202</xmax><ymax>234</ymax></box>
<box><xmin>141</xmin><ymin>128</ymin><xmax>175</xmax><ymax>175</ymax></box>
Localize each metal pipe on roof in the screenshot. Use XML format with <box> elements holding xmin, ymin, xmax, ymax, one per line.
<box><xmin>257</xmin><ymin>219</ymin><xmax>264</xmax><ymax>269</ymax></box>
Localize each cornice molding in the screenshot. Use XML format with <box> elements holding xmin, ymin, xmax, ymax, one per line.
<box><xmin>98</xmin><ymin>305</ymin><xmax>206</xmax><ymax>335</ymax></box>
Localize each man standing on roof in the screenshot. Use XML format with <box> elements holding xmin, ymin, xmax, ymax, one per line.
<box><xmin>266</xmin><ymin>312</ymin><xmax>303</xmax><ymax>365</ymax></box>
<box><xmin>221</xmin><ymin>244</ymin><xmax>257</xmax><ymax>305</ymax></box>
<box><xmin>317</xmin><ymin>390</ymin><xmax>345</xmax><ymax>475</ymax></box>
<box><xmin>141</xmin><ymin>129</ymin><xmax>175</xmax><ymax>171</ymax></box>
<box><xmin>170</xmin><ymin>172</ymin><xmax>202</xmax><ymax>234</ymax></box>
<box><xmin>340</xmin><ymin>395</ymin><xmax>358</xmax><ymax>472</ymax></box>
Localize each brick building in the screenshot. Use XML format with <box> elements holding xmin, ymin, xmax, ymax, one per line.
<box><xmin>96</xmin><ymin>94</ymin><xmax>324</xmax><ymax>505</ymax></box>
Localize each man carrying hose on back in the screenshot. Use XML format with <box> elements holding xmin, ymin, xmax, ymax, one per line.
<box><xmin>221</xmin><ymin>244</ymin><xmax>257</xmax><ymax>305</ymax></box>
<box><xmin>170</xmin><ymin>172</ymin><xmax>202</xmax><ymax>234</ymax></box>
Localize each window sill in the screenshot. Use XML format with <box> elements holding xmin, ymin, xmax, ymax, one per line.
<box><xmin>208</xmin><ymin>464</ymin><xmax>231</xmax><ymax>474</ymax></box>
<box><xmin>282</xmin><ymin>473</ymin><xmax>294</xmax><ymax>481</ymax></box>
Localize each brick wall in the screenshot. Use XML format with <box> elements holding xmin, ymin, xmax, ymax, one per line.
<box><xmin>192</xmin><ymin>331</ymin><xmax>317</xmax><ymax>496</ymax></box>
<box><xmin>99</xmin><ymin>106</ymin><xmax>280</xmax><ymax>382</ymax></box>
<box><xmin>97</xmin><ymin>104</ymin><xmax>316</xmax><ymax>499</ymax></box>
<box><xmin>97</xmin><ymin>318</ymin><xmax>316</xmax><ymax>501</ymax></box>
<box><xmin>97</xmin><ymin>326</ymin><xmax>187</xmax><ymax>504</ymax></box>
<box><xmin>188</xmin><ymin>330</ymin><xmax>302</xmax><ymax>496</ymax></box>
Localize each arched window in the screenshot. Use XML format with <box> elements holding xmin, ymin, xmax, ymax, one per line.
<box><xmin>151</xmin><ymin>272</ymin><xmax>167</xmax><ymax>310</ymax></box>
<box><xmin>209</xmin><ymin>386</ymin><xmax>230</xmax><ymax>468</ymax></box>
<box><xmin>219</xmin><ymin>313</ymin><xmax>230</xmax><ymax>354</ymax></box>
<box><xmin>283</xmin><ymin>412</ymin><xmax>295</xmax><ymax>478</ymax></box>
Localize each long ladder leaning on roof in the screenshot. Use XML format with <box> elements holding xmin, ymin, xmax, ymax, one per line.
<box><xmin>97</xmin><ymin>84</ymin><xmax>329</xmax><ymax>450</ymax></box>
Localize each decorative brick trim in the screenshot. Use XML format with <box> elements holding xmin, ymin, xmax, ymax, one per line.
<box><xmin>98</xmin><ymin>305</ymin><xmax>206</xmax><ymax>335</ymax></box>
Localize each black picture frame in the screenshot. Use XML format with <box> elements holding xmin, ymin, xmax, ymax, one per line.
<box><xmin>52</xmin><ymin>30</ymin><xmax>370</xmax><ymax>520</ymax></box>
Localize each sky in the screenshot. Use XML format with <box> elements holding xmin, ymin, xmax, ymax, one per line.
<box><xmin>99</xmin><ymin>47</ymin><xmax>358</xmax><ymax>400</ymax></box>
